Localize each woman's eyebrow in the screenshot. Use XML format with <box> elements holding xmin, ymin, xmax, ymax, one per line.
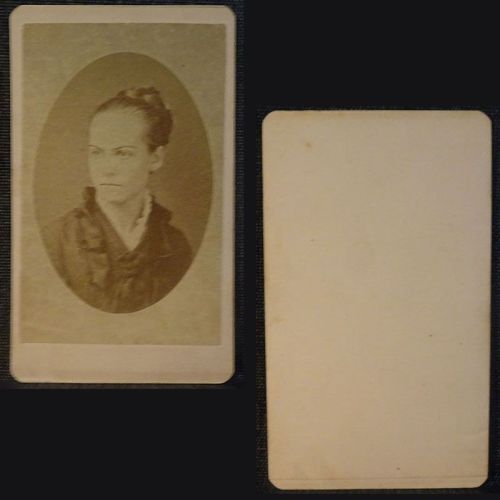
<box><xmin>113</xmin><ymin>145</ymin><xmax>138</xmax><ymax>151</ymax></box>
<box><xmin>88</xmin><ymin>144</ymin><xmax>103</xmax><ymax>149</ymax></box>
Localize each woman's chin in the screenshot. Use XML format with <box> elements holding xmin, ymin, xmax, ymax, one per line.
<box><xmin>96</xmin><ymin>190</ymin><xmax>128</xmax><ymax>205</ymax></box>
<box><xmin>95</xmin><ymin>185</ymin><xmax>146</xmax><ymax>206</ymax></box>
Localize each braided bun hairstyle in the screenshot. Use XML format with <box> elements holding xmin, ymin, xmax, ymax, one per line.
<box><xmin>93</xmin><ymin>87</ymin><xmax>173</xmax><ymax>151</ymax></box>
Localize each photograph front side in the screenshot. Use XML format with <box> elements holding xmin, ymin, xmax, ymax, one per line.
<box><xmin>10</xmin><ymin>6</ymin><xmax>234</xmax><ymax>383</ymax></box>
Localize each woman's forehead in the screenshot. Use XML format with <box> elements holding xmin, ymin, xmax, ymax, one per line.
<box><xmin>89</xmin><ymin>108</ymin><xmax>147</xmax><ymax>147</ymax></box>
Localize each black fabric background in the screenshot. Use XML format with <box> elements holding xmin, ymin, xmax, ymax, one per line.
<box><xmin>1</xmin><ymin>0</ymin><xmax>500</xmax><ymax>496</ymax></box>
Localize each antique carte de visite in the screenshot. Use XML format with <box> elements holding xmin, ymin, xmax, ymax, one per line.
<box><xmin>263</xmin><ymin>111</ymin><xmax>491</xmax><ymax>489</ymax></box>
<box><xmin>10</xmin><ymin>5</ymin><xmax>235</xmax><ymax>383</ymax></box>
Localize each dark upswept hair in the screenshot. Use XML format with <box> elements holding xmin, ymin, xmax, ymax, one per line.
<box><xmin>93</xmin><ymin>87</ymin><xmax>173</xmax><ymax>151</ymax></box>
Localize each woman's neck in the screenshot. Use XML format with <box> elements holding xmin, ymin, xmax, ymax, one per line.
<box><xmin>96</xmin><ymin>189</ymin><xmax>146</xmax><ymax>233</ymax></box>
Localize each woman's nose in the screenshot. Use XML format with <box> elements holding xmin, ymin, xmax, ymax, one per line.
<box><xmin>101</xmin><ymin>153</ymin><xmax>120</xmax><ymax>175</ymax></box>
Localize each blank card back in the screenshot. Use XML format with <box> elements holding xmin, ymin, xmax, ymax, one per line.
<box><xmin>263</xmin><ymin>111</ymin><xmax>490</xmax><ymax>489</ymax></box>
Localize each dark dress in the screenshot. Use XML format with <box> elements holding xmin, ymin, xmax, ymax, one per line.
<box><xmin>42</xmin><ymin>187</ymin><xmax>192</xmax><ymax>313</ymax></box>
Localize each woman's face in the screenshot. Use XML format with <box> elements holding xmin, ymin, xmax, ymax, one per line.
<box><xmin>88</xmin><ymin>108</ymin><xmax>163</xmax><ymax>205</ymax></box>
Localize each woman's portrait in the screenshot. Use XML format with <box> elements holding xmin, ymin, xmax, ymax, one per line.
<box><xmin>34</xmin><ymin>51</ymin><xmax>214</xmax><ymax>317</ymax></box>
<box><xmin>42</xmin><ymin>87</ymin><xmax>193</xmax><ymax>313</ymax></box>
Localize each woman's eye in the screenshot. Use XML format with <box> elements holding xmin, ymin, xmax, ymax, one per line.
<box><xmin>116</xmin><ymin>150</ymin><xmax>133</xmax><ymax>158</ymax></box>
<box><xmin>89</xmin><ymin>149</ymin><xmax>101</xmax><ymax>156</ymax></box>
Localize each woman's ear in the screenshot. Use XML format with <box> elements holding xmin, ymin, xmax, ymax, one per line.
<box><xmin>149</xmin><ymin>145</ymin><xmax>166</xmax><ymax>173</ymax></box>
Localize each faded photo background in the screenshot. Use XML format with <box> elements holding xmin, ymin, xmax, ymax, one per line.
<box><xmin>19</xmin><ymin>23</ymin><xmax>226</xmax><ymax>344</ymax></box>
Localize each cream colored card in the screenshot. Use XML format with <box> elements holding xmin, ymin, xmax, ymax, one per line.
<box><xmin>10</xmin><ymin>5</ymin><xmax>234</xmax><ymax>383</ymax></box>
<box><xmin>263</xmin><ymin>111</ymin><xmax>490</xmax><ymax>489</ymax></box>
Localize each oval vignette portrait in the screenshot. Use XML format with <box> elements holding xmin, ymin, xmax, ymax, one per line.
<box><xmin>34</xmin><ymin>52</ymin><xmax>212</xmax><ymax>314</ymax></box>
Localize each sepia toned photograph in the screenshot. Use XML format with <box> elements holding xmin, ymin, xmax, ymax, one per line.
<box><xmin>10</xmin><ymin>5</ymin><xmax>235</xmax><ymax>383</ymax></box>
<box><xmin>37</xmin><ymin>53</ymin><xmax>211</xmax><ymax>314</ymax></box>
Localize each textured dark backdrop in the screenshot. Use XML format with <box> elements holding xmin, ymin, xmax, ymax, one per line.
<box><xmin>1</xmin><ymin>0</ymin><xmax>500</xmax><ymax>496</ymax></box>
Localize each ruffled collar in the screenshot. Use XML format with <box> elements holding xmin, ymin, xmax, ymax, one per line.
<box><xmin>74</xmin><ymin>187</ymin><xmax>174</xmax><ymax>290</ymax></box>
<box><xmin>96</xmin><ymin>189</ymin><xmax>153</xmax><ymax>251</ymax></box>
